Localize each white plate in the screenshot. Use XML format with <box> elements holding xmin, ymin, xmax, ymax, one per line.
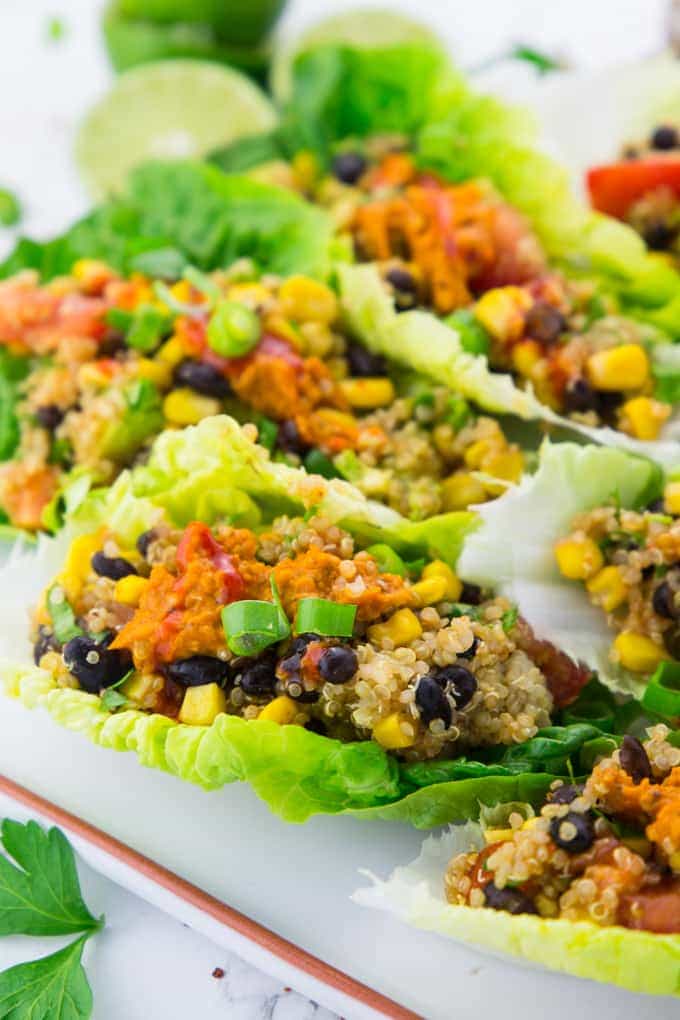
<box><xmin>0</xmin><ymin>694</ymin><xmax>676</xmax><ymax>1020</ymax></box>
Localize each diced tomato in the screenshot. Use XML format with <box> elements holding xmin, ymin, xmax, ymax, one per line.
<box><xmin>468</xmin><ymin>843</ymin><xmax>504</xmax><ymax>898</ymax></box>
<box><xmin>175</xmin><ymin>522</ymin><xmax>245</xmax><ymax>604</ymax></box>
<box><xmin>618</xmin><ymin>880</ymin><xmax>680</xmax><ymax>933</ymax></box>
<box><xmin>586</xmin><ymin>158</ymin><xmax>680</xmax><ymax>219</ymax></box>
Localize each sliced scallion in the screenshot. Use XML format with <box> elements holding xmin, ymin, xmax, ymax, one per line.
<box><xmin>365</xmin><ymin>544</ymin><xmax>407</xmax><ymax>577</ymax></box>
<box><xmin>183</xmin><ymin>266</ymin><xmax>221</xmax><ymax>302</ymax></box>
<box><xmin>207</xmin><ymin>299</ymin><xmax>260</xmax><ymax>358</ymax></box>
<box><xmin>221</xmin><ymin>598</ymin><xmax>290</xmax><ymax>656</ymax></box>
<box><xmin>125</xmin><ymin>305</ymin><xmax>170</xmax><ymax>353</ymax></box>
<box><xmin>295</xmin><ymin>598</ymin><xmax>356</xmax><ymax>638</ymax></box>
<box><xmin>641</xmin><ymin>662</ymin><xmax>680</xmax><ymax>718</ymax></box>
<box><xmin>47</xmin><ymin>585</ymin><xmax>83</xmax><ymax>643</ymax></box>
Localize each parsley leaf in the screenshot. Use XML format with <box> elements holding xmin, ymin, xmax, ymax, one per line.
<box><xmin>0</xmin><ymin>935</ymin><xmax>92</xmax><ymax>1020</ymax></box>
<box><xmin>0</xmin><ymin>820</ymin><xmax>102</xmax><ymax>936</ymax></box>
<box><xmin>501</xmin><ymin>607</ymin><xmax>519</xmax><ymax>632</ymax></box>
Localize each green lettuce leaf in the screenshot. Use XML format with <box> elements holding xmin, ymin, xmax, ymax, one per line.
<box><xmin>354</xmin><ymin>823</ymin><xmax>680</xmax><ymax>996</ymax></box>
<box><xmin>339</xmin><ymin>263</ymin><xmax>680</xmax><ymax>470</ymax></box>
<box><xmin>1</xmin><ymin>162</ymin><xmax>334</xmax><ymax>281</ymax></box>
<box><xmin>458</xmin><ymin>441</ymin><xmax>663</xmax><ymax>695</ymax></box>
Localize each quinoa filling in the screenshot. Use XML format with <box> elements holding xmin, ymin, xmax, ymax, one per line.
<box><xmin>31</xmin><ymin>515</ymin><xmax>591</xmax><ymax>762</ymax></box>
<box><xmin>0</xmin><ymin>263</ymin><xmax>523</xmax><ymax>530</ymax></box>
<box><xmin>445</xmin><ymin>727</ymin><xmax>680</xmax><ymax>933</ymax></box>
<box><xmin>617</xmin><ymin>123</ymin><xmax>680</xmax><ymax>261</ymax></box>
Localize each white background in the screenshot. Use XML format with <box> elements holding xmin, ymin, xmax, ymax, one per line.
<box><xmin>0</xmin><ymin>1</ymin><xmax>672</xmax><ymax>1018</ymax></box>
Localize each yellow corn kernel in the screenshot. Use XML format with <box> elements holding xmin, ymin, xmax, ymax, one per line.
<box><xmin>72</xmin><ymin>259</ymin><xmax>115</xmax><ymax>291</ymax></box>
<box><xmin>156</xmin><ymin>336</ymin><xmax>187</xmax><ymax>368</ymax></box>
<box><xmin>481</xmin><ymin>448</ymin><xmax>524</xmax><ymax>493</ymax></box>
<box><xmin>339</xmin><ymin>377</ymin><xmax>395</xmax><ymax>409</ymax></box>
<box><xmin>586</xmin><ymin>565</ymin><xmax>628</xmax><ymax>612</ymax></box>
<box><xmin>373</xmin><ymin>712</ymin><xmax>415</xmax><ymax>749</ymax></box>
<box><xmin>440</xmin><ymin>472</ymin><xmax>488</xmax><ymax>511</ymax></box>
<box><xmin>163</xmin><ymin>388</ymin><xmax>221</xmax><ymax>426</ymax></box>
<box><xmin>178</xmin><ymin>683</ymin><xmax>227</xmax><ymax>726</ymax></box>
<box><xmin>620</xmin><ymin>396</ymin><xmax>671</xmax><ymax>441</ymax></box>
<box><xmin>368</xmin><ymin>608</ymin><xmax>423</xmax><ymax>647</ymax></box>
<box><xmin>411</xmin><ymin>576</ymin><xmax>449</xmax><ymax>606</ymax></box>
<box><xmin>135</xmin><ymin>358</ymin><xmax>172</xmax><ymax>388</ymax></box>
<box><xmin>586</xmin><ymin>344</ymin><xmax>649</xmax><ymax>391</ymax></box>
<box><xmin>77</xmin><ymin>362</ymin><xmax>113</xmax><ymax>388</ymax></box>
<box><xmin>535</xmin><ymin>894</ymin><xmax>559</xmax><ymax>918</ymax></box>
<box><xmin>114</xmin><ymin>575</ymin><xmax>149</xmax><ymax>606</ymax></box>
<box><xmin>511</xmin><ymin>339</ymin><xmax>542</xmax><ymax>378</ymax></box>
<box><xmin>120</xmin><ymin>672</ymin><xmax>150</xmax><ymax>705</ymax></box>
<box><xmin>279</xmin><ymin>276</ymin><xmax>338</xmax><ymax>324</ymax></box>
<box><xmin>464</xmin><ymin>439</ymin><xmax>492</xmax><ymax>470</ymax></box>
<box><xmin>669</xmin><ymin>850</ymin><xmax>680</xmax><ymax>873</ymax></box>
<box><xmin>227</xmin><ymin>282</ymin><xmax>271</xmax><ymax>308</ymax></box>
<box><xmin>474</xmin><ymin>287</ymin><xmax>532</xmax><ymax>343</ymax></box>
<box><xmin>522</xmin><ymin>816</ymin><xmax>540</xmax><ymax>830</ymax></box>
<box><xmin>664</xmin><ymin>481</ymin><xmax>680</xmax><ymax>515</ymax></box>
<box><xmin>169</xmin><ymin>279</ymin><xmax>192</xmax><ymax>304</ymax></box>
<box><xmin>292</xmin><ymin>149</ymin><xmax>319</xmax><ymax>192</ymax></box>
<box><xmin>262</xmin><ymin>314</ymin><xmax>301</xmax><ymax>349</ymax></box>
<box><xmin>257</xmin><ymin>695</ymin><xmax>298</xmax><ymax>725</ymax></box>
<box><xmin>613</xmin><ymin>631</ymin><xmax>668</xmax><ymax>673</ymax></box>
<box><xmin>60</xmin><ymin>529</ymin><xmax>106</xmax><ymax>602</ymax></box>
<box><xmin>421</xmin><ymin>561</ymin><xmax>463</xmax><ymax>601</ymax></box>
<box><xmin>554</xmin><ymin>537</ymin><xmax>604</xmax><ymax>581</ymax></box>
<box><xmin>484</xmin><ymin>828</ymin><xmax>515</xmax><ymax>844</ymax></box>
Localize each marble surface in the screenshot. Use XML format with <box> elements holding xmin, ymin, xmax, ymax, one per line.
<box><xmin>0</xmin><ymin>1</ymin><xmax>670</xmax><ymax>1017</ymax></box>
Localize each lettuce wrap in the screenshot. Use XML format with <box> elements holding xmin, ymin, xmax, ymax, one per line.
<box><xmin>0</xmin><ymin>416</ymin><xmax>621</xmax><ymax>826</ymax></box>
<box><xmin>354</xmin><ymin>820</ymin><xmax>680</xmax><ymax>996</ymax></box>
<box><xmin>338</xmin><ymin>263</ymin><xmax>680</xmax><ymax>470</ymax></box>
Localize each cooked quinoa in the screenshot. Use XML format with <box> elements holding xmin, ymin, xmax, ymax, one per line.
<box><xmin>445</xmin><ymin>727</ymin><xmax>680</xmax><ymax>933</ymax></box>
<box><xmin>30</xmin><ymin>513</ymin><xmax>570</xmax><ymax>762</ymax></box>
<box><xmin>615</xmin><ymin>122</ymin><xmax>680</xmax><ymax>261</ymax></box>
<box><xmin>555</xmin><ymin>488</ymin><xmax>680</xmax><ymax>672</ymax></box>
<box><xmin>0</xmin><ymin>262</ymin><xmax>522</xmax><ymax>530</ymax></box>
<box><xmin>282</xmin><ymin>145</ymin><xmax>672</xmax><ymax>436</ymax></box>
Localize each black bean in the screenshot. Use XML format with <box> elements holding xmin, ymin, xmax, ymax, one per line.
<box><xmin>653</xmin><ymin>581</ymin><xmax>679</xmax><ymax>620</ymax></box>
<box><xmin>458</xmin><ymin>636</ymin><xmax>478</xmax><ymax>661</ymax></box>
<box><xmin>664</xmin><ymin>623</ymin><xmax>680</xmax><ymax>660</ymax></box>
<box><xmin>548</xmin><ymin>783</ymin><xmax>584</xmax><ymax>805</ymax></box>
<box><xmin>346</xmin><ymin>342</ymin><xmax>387</xmax><ymax>378</ymax></box>
<box><xmin>332</xmin><ymin>151</ymin><xmax>367</xmax><ymax>185</ymax></box>
<box><xmin>563</xmin><ymin>378</ymin><xmax>599</xmax><ymax>413</ymax></box>
<box><xmin>289</xmin><ymin>633</ymin><xmax>321</xmax><ymax>655</ymax></box>
<box><xmin>619</xmin><ymin>734</ymin><xmax>653</xmax><ymax>784</ymax></box>
<box><xmin>318</xmin><ymin>645</ymin><xmax>358</xmax><ymax>684</ymax></box>
<box><xmin>174</xmin><ymin>359</ymin><xmax>231</xmax><ymax>397</ymax></box>
<box><xmin>91</xmin><ymin>552</ymin><xmax>138</xmax><ymax>581</ymax></box>
<box><xmin>239</xmin><ymin>655</ymin><xmax>277</xmax><ymax>697</ymax></box>
<box><xmin>136</xmin><ymin>529</ymin><xmax>157</xmax><ymax>559</ymax></box>
<box><xmin>276</xmin><ymin>419</ymin><xmax>309</xmax><ymax>456</ymax></box>
<box><xmin>643</xmin><ymin>221</ymin><xmax>674</xmax><ymax>251</ymax></box>
<box><xmin>460</xmin><ymin>583</ymin><xmax>482</xmax><ymax>606</ymax></box>
<box><xmin>166</xmin><ymin>655</ymin><xmax>232</xmax><ymax>688</ymax></box>
<box><xmin>647</xmin><ymin>498</ymin><xmax>666</xmax><ymax>514</ymax></box>
<box><xmin>650</xmin><ymin>125</ymin><xmax>679</xmax><ymax>150</ymax></box>
<box><xmin>549</xmin><ymin>810</ymin><xmax>595</xmax><ymax>853</ymax></box>
<box><xmin>33</xmin><ymin>626</ymin><xmax>60</xmax><ymax>666</ymax></box>
<box><xmin>430</xmin><ymin>664</ymin><xmax>477</xmax><ymax>710</ymax></box>
<box><xmin>415</xmin><ymin>676</ymin><xmax>452</xmax><ymax>727</ymax></box>
<box><xmin>35</xmin><ymin>405</ymin><xmax>64</xmax><ymax>431</ymax></box>
<box><xmin>385</xmin><ymin>266</ymin><xmax>418</xmax><ymax>294</ymax></box>
<box><xmin>63</xmin><ymin>635</ymin><xmax>132</xmax><ymax>693</ymax></box>
<box><xmin>304</xmin><ymin>717</ymin><xmax>327</xmax><ymax>736</ymax></box>
<box><xmin>483</xmin><ymin>883</ymin><xmax>537</xmax><ymax>915</ymax></box>
<box><xmin>524</xmin><ymin>301</ymin><xmax>566</xmax><ymax>345</ymax></box>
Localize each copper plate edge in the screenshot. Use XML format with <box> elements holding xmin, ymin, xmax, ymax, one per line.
<box><xmin>0</xmin><ymin>774</ymin><xmax>422</xmax><ymax>1020</ymax></box>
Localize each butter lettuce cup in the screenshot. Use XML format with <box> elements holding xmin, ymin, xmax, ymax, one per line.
<box><xmin>0</xmin><ymin>416</ymin><xmax>614</xmax><ymax>826</ymax></box>
<box><xmin>355</xmin><ymin>724</ymin><xmax>680</xmax><ymax>996</ymax></box>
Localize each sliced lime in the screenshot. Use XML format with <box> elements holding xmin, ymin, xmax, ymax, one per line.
<box><xmin>76</xmin><ymin>59</ymin><xmax>278</xmax><ymax>198</ymax></box>
<box><xmin>103</xmin><ymin>3</ymin><xmax>273</xmax><ymax>78</ymax></box>
<box><xmin>270</xmin><ymin>8</ymin><xmax>444</xmax><ymax>102</ymax></box>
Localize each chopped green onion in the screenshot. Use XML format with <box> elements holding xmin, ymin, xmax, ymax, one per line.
<box><xmin>445</xmin><ymin>309</ymin><xmax>490</xmax><ymax>357</ymax></box>
<box><xmin>444</xmin><ymin>394</ymin><xmax>471</xmax><ymax>432</ymax></box>
<box><xmin>130</xmin><ymin>247</ymin><xmax>186</xmax><ymax>281</ymax></box>
<box><xmin>578</xmin><ymin>735</ymin><xmax>619</xmax><ymax>772</ymax></box>
<box><xmin>450</xmin><ymin>602</ymin><xmax>481</xmax><ymax>620</ymax></box>
<box><xmin>562</xmin><ymin>701</ymin><xmax>616</xmax><ymax>733</ymax></box>
<box><xmin>183</xmin><ymin>266</ymin><xmax>221</xmax><ymax>302</ymax></box>
<box><xmin>207</xmin><ymin>300</ymin><xmax>260</xmax><ymax>358</ymax></box>
<box><xmin>255</xmin><ymin>416</ymin><xmax>278</xmax><ymax>453</ymax></box>
<box><xmin>304</xmin><ymin>449</ymin><xmax>340</xmax><ymax>479</ymax></box>
<box><xmin>47</xmin><ymin>585</ymin><xmax>82</xmax><ymax>644</ymax></box>
<box><xmin>0</xmin><ymin>188</ymin><xmax>21</xmax><ymax>228</ymax></box>
<box><xmin>501</xmin><ymin>606</ymin><xmax>519</xmax><ymax>632</ymax></box>
<box><xmin>221</xmin><ymin>599</ymin><xmax>290</xmax><ymax>656</ymax></box>
<box><xmin>641</xmin><ymin>662</ymin><xmax>680</xmax><ymax>718</ymax></box>
<box><xmin>105</xmin><ymin>307</ymin><xmax>134</xmax><ymax>332</ymax></box>
<box><xmin>295</xmin><ymin>598</ymin><xmax>356</xmax><ymax>638</ymax></box>
<box><xmin>153</xmin><ymin>281</ymin><xmax>202</xmax><ymax>319</ymax></box>
<box><xmin>365</xmin><ymin>544</ymin><xmax>407</xmax><ymax>577</ymax></box>
<box><xmin>125</xmin><ymin>305</ymin><xmax>170</xmax><ymax>353</ymax></box>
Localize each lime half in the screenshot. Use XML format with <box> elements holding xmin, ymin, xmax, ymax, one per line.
<box><xmin>270</xmin><ymin>8</ymin><xmax>444</xmax><ymax>102</ymax></box>
<box><xmin>76</xmin><ymin>59</ymin><xmax>278</xmax><ymax>198</ymax></box>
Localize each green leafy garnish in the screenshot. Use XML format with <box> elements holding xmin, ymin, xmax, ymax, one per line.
<box><xmin>47</xmin><ymin>586</ymin><xmax>82</xmax><ymax>644</ymax></box>
<box><xmin>46</xmin><ymin>16</ymin><xmax>67</xmax><ymax>42</ymax></box>
<box><xmin>304</xmin><ymin>449</ymin><xmax>340</xmax><ymax>479</ymax></box>
<box><xmin>0</xmin><ymin>189</ymin><xmax>21</xmax><ymax>228</ymax></box>
<box><xmin>295</xmin><ymin>598</ymin><xmax>356</xmax><ymax>637</ymax></box>
<box><xmin>125</xmin><ymin>305</ymin><xmax>170</xmax><ymax>352</ymax></box>
<box><xmin>0</xmin><ymin>935</ymin><xmax>92</xmax><ymax>1020</ymax></box>
<box><xmin>444</xmin><ymin>309</ymin><xmax>490</xmax><ymax>357</ymax></box>
<box><xmin>0</xmin><ymin>820</ymin><xmax>101</xmax><ymax>936</ymax></box>
<box><xmin>510</xmin><ymin>44</ymin><xmax>563</xmax><ymax>75</ymax></box>
<box><xmin>99</xmin><ymin>688</ymin><xmax>132</xmax><ymax>712</ymax></box>
<box><xmin>501</xmin><ymin>606</ymin><xmax>519</xmax><ymax>632</ymax></box>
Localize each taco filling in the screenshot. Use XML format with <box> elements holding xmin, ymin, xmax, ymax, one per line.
<box><xmin>445</xmin><ymin>727</ymin><xmax>680</xmax><ymax>933</ymax></box>
<box><xmin>30</xmin><ymin>511</ymin><xmax>594</xmax><ymax>762</ymax></box>
<box><xmin>0</xmin><ymin>262</ymin><xmax>523</xmax><ymax>531</ymax></box>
